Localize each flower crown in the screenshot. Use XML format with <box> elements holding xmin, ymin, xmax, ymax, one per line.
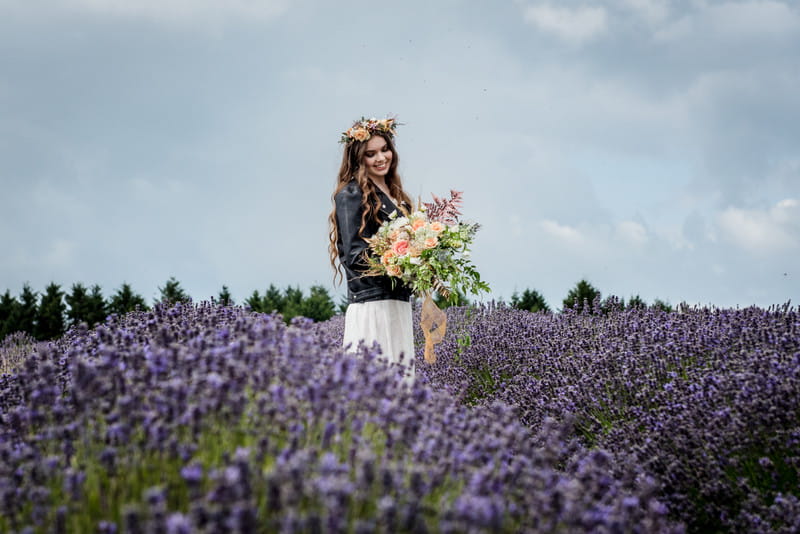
<box><xmin>340</xmin><ymin>116</ymin><xmax>399</xmax><ymax>144</ymax></box>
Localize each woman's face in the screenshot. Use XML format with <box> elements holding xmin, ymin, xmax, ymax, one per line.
<box><xmin>362</xmin><ymin>135</ymin><xmax>393</xmax><ymax>181</ymax></box>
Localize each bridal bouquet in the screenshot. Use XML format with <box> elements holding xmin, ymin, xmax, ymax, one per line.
<box><xmin>364</xmin><ymin>190</ymin><xmax>489</xmax><ymax>362</ymax></box>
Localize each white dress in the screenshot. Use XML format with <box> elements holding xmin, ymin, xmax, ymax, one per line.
<box><xmin>343</xmin><ymin>299</ymin><xmax>415</xmax><ymax>385</ymax></box>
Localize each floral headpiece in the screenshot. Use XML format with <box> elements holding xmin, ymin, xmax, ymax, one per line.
<box><xmin>340</xmin><ymin>116</ymin><xmax>399</xmax><ymax>144</ymax></box>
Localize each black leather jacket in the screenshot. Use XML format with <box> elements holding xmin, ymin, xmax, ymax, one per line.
<box><xmin>335</xmin><ymin>180</ymin><xmax>413</xmax><ymax>304</ymax></box>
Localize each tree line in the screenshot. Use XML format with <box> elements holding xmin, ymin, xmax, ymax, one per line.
<box><xmin>0</xmin><ymin>278</ymin><xmax>337</xmax><ymax>342</ymax></box>
<box><xmin>436</xmin><ymin>278</ymin><xmax>674</xmax><ymax>314</ymax></box>
<box><xmin>0</xmin><ymin>276</ymin><xmax>674</xmax><ymax>343</ymax></box>
<box><xmin>509</xmin><ymin>278</ymin><xmax>674</xmax><ymax>314</ymax></box>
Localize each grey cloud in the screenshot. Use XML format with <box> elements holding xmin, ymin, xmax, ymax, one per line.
<box><xmin>511</xmin><ymin>1</ymin><xmax>800</xmax><ymax>210</ymax></box>
<box><xmin>0</xmin><ymin>0</ymin><xmax>797</xmax><ymax>308</ymax></box>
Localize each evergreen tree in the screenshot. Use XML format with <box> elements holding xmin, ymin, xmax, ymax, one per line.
<box><xmin>510</xmin><ymin>288</ymin><xmax>550</xmax><ymax>313</ymax></box>
<box><xmin>300</xmin><ymin>285</ymin><xmax>336</xmax><ymax>322</ymax></box>
<box><xmin>35</xmin><ymin>282</ymin><xmax>66</xmax><ymax>340</ymax></box>
<box><xmin>245</xmin><ymin>284</ymin><xmax>344</xmax><ymax>323</ymax></box>
<box><xmin>66</xmin><ymin>283</ymin><xmax>90</xmax><ymax>327</ymax></box>
<box><xmin>8</xmin><ymin>284</ymin><xmax>38</xmax><ymax>337</ymax></box>
<box><xmin>0</xmin><ymin>290</ymin><xmax>19</xmax><ymax>340</ymax></box>
<box><xmin>217</xmin><ymin>285</ymin><xmax>233</xmax><ymax>306</ymax></box>
<box><xmin>600</xmin><ymin>295</ymin><xmax>626</xmax><ymax>313</ymax></box>
<box><xmin>434</xmin><ymin>291</ymin><xmax>470</xmax><ymax>308</ymax></box>
<box><xmin>86</xmin><ymin>285</ymin><xmax>108</xmax><ymax>326</ymax></box>
<box><xmin>651</xmin><ymin>298</ymin><xmax>673</xmax><ymax>313</ymax></box>
<box><xmin>108</xmin><ymin>283</ymin><xmax>148</xmax><ymax>316</ymax></box>
<box><xmin>627</xmin><ymin>295</ymin><xmax>646</xmax><ymax>310</ymax></box>
<box><xmin>263</xmin><ymin>284</ymin><xmax>284</xmax><ymax>314</ymax></box>
<box><xmin>245</xmin><ymin>290</ymin><xmax>265</xmax><ymax>312</ymax></box>
<box><xmin>562</xmin><ymin>279</ymin><xmax>602</xmax><ymax>314</ymax></box>
<box><xmin>281</xmin><ymin>286</ymin><xmax>305</xmax><ymax>322</ymax></box>
<box><xmin>157</xmin><ymin>277</ymin><xmax>191</xmax><ymax>305</ymax></box>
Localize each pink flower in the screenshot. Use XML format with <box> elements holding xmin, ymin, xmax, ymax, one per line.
<box><xmin>430</xmin><ymin>221</ymin><xmax>445</xmax><ymax>233</ymax></box>
<box><xmin>411</xmin><ymin>219</ymin><xmax>427</xmax><ymax>231</ymax></box>
<box><xmin>391</xmin><ymin>239</ymin><xmax>410</xmax><ymax>256</ymax></box>
<box><xmin>424</xmin><ymin>236</ymin><xmax>438</xmax><ymax>249</ymax></box>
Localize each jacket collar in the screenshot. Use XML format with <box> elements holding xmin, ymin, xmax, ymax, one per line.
<box><xmin>376</xmin><ymin>188</ymin><xmax>404</xmax><ymax>218</ymax></box>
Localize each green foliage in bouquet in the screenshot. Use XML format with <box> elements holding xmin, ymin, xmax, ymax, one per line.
<box><xmin>364</xmin><ymin>191</ymin><xmax>490</xmax><ymax>304</ymax></box>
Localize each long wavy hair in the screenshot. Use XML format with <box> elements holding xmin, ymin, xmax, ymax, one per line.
<box><xmin>328</xmin><ymin>132</ymin><xmax>412</xmax><ymax>285</ymax></box>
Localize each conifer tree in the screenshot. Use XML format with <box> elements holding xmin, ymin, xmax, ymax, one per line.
<box><xmin>434</xmin><ymin>291</ymin><xmax>470</xmax><ymax>308</ymax></box>
<box><xmin>217</xmin><ymin>285</ymin><xmax>233</xmax><ymax>306</ymax></box>
<box><xmin>600</xmin><ymin>295</ymin><xmax>626</xmax><ymax>313</ymax></box>
<box><xmin>263</xmin><ymin>284</ymin><xmax>284</xmax><ymax>314</ymax></box>
<box><xmin>66</xmin><ymin>283</ymin><xmax>90</xmax><ymax>327</ymax></box>
<box><xmin>8</xmin><ymin>284</ymin><xmax>38</xmax><ymax>337</ymax></box>
<box><xmin>157</xmin><ymin>277</ymin><xmax>191</xmax><ymax>305</ymax></box>
<box><xmin>510</xmin><ymin>288</ymin><xmax>550</xmax><ymax>313</ymax></box>
<box><xmin>281</xmin><ymin>286</ymin><xmax>305</xmax><ymax>322</ymax></box>
<box><xmin>86</xmin><ymin>285</ymin><xmax>108</xmax><ymax>326</ymax></box>
<box><xmin>562</xmin><ymin>279</ymin><xmax>602</xmax><ymax>314</ymax></box>
<box><xmin>300</xmin><ymin>285</ymin><xmax>336</xmax><ymax>322</ymax></box>
<box><xmin>652</xmin><ymin>298</ymin><xmax>673</xmax><ymax>313</ymax></box>
<box><xmin>35</xmin><ymin>282</ymin><xmax>66</xmax><ymax>340</ymax></box>
<box><xmin>245</xmin><ymin>290</ymin><xmax>265</xmax><ymax>312</ymax></box>
<box><xmin>627</xmin><ymin>295</ymin><xmax>646</xmax><ymax>309</ymax></box>
<box><xmin>108</xmin><ymin>283</ymin><xmax>148</xmax><ymax>316</ymax></box>
<box><xmin>0</xmin><ymin>290</ymin><xmax>19</xmax><ymax>340</ymax></box>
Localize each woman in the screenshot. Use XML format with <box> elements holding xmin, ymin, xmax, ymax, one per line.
<box><xmin>328</xmin><ymin>116</ymin><xmax>416</xmax><ymax>384</ymax></box>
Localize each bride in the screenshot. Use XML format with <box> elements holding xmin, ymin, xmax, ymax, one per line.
<box><xmin>328</xmin><ymin>116</ymin><xmax>416</xmax><ymax>384</ymax></box>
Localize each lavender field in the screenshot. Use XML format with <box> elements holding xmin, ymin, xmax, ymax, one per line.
<box><xmin>1</xmin><ymin>301</ymin><xmax>798</xmax><ymax>533</ymax></box>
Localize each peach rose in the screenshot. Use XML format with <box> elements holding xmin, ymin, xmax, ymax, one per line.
<box><xmin>387</xmin><ymin>265</ymin><xmax>402</xmax><ymax>277</ymax></box>
<box><xmin>381</xmin><ymin>250</ymin><xmax>396</xmax><ymax>265</ymax></box>
<box><xmin>424</xmin><ymin>236</ymin><xmax>439</xmax><ymax>249</ymax></box>
<box><xmin>391</xmin><ymin>239</ymin><xmax>410</xmax><ymax>256</ymax></box>
<box><xmin>411</xmin><ymin>219</ymin><xmax>427</xmax><ymax>231</ymax></box>
<box><xmin>430</xmin><ymin>221</ymin><xmax>445</xmax><ymax>233</ymax></box>
<box><xmin>352</xmin><ymin>128</ymin><xmax>370</xmax><ymax>142</ymax></box>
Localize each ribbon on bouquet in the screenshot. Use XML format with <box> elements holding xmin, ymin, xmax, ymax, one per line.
<box><xmin>420</xmin><ymin>292</ymin><xmax>447</xmax><ymax>363</ymax></box>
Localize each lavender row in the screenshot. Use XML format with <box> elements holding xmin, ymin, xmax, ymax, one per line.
<box><xmin>412</xmin><ymin>302</ymin><xmax>800</xmax><ymax>533</ymax></box>
<box><xmin>0</xmin><ymin>302</ymin><xmax>679</xmax><ymax>533</ymax></box>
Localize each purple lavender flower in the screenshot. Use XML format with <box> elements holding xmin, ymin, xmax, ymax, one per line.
<box><xmin>165</xmin><ymin>512</ymin><xmax>192</xmax><ymax>534</ymax></box>
<box><xmin>14</xmin><ymin>300</ymin><xmax>796</xmax><ymax>531</ymax></box>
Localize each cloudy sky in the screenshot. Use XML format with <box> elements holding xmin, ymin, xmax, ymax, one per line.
<box><xmin>1</xmin><ymin>0</ymin><xmax>798</xmax><ymax>310</ymax></box>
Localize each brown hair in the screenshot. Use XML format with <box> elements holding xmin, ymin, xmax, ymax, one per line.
<box><xmin>328</xmin><ymin>132</ymin><xmax>412</xmax><ymax>285</ymax></box>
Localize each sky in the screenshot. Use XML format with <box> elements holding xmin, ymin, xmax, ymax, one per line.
<box><xmin>1</xmin><ymin>0</ymin><xmax>798</xmax><ymax>310</ymax></box>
